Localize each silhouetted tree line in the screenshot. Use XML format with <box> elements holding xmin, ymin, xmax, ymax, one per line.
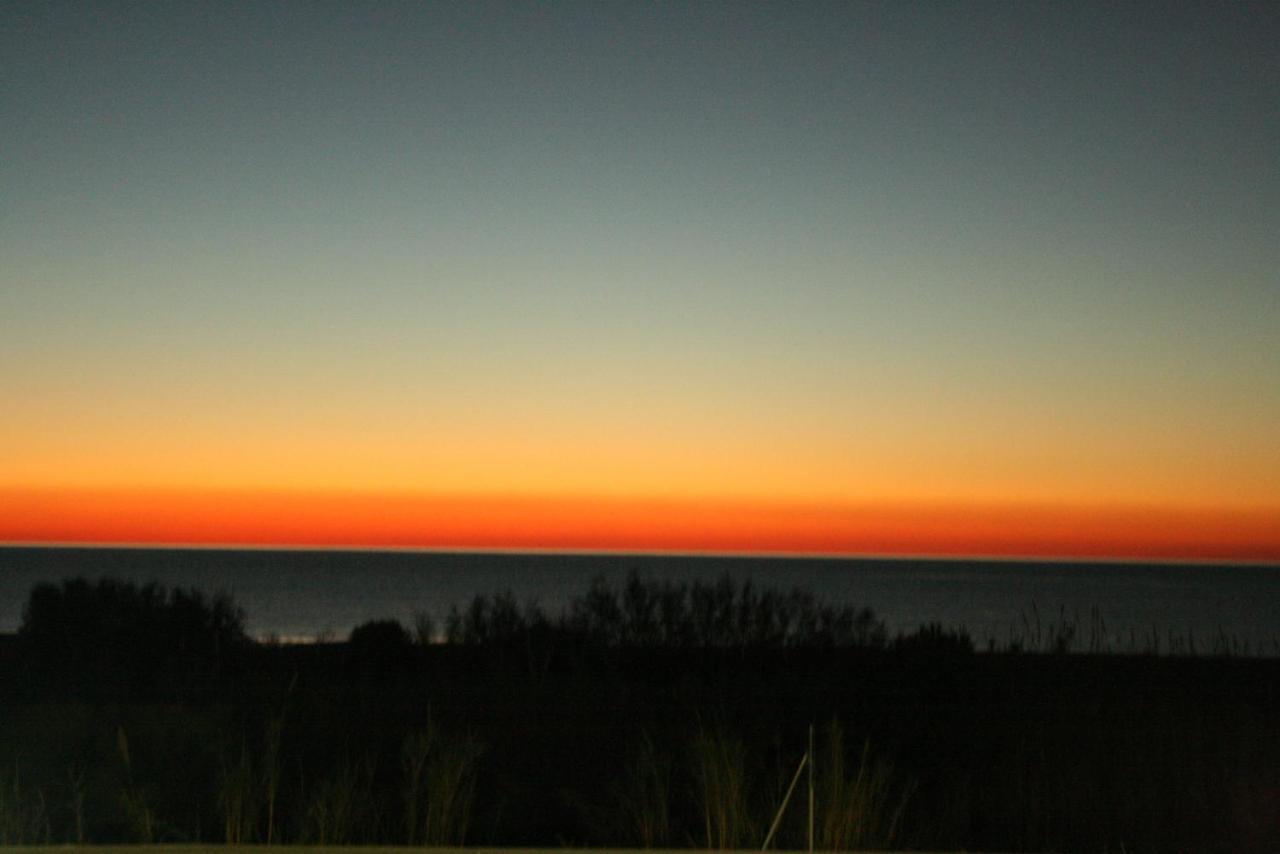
<box><xmin>10</xmin><ymin>574</ymin><xmax>926</xmax><ymax>698</ymax></box>
<box><xmin>443</xmin><ymin>571</ymin><xmax>888</xmax><ymax>649</ymax></box>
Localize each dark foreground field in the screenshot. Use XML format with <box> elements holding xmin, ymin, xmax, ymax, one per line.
<box><xmin>1</xmin><ymin>576</ymin><xmax>1277</xmax><ymax>852</ymax></box>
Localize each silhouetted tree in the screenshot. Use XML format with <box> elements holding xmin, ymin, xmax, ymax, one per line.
<box><xmin>18</xmin><ymin>576</ymin><xmax>246</xmax><ymax>696</ymax></box>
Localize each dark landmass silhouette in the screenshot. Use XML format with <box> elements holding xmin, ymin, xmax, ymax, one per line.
<box><xmin>1</xmin><ymin>574</ymin><xmax>1277</xmax><ymax>851</ymax></box>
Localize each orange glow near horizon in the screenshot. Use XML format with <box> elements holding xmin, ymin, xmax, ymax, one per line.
<box><xmin>3</xmin><ymin>487</ymin><xmax>1277</xmax><ymax>562</ymax></box>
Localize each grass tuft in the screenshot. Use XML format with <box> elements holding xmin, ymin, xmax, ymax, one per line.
<box><xmin>401</xmin><ymin>719</ymin><xmax>483</xmax><ymax>845</ymax></box>
<box><xmin>689</xmin><ymin>725</ymin><xmax>753</xmax><ymax>849</ymax></box>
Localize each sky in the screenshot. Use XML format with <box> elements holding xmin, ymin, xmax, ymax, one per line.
<box><xmin>2</xmin><ymin>1</ymin><xmax>1278</xmax><ymax>559</ymax></box>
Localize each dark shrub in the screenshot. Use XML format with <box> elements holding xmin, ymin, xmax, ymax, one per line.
<box><xmin>18</xmin><ymin>576</ymin><xmax>247</xmax><ymax>695</ymax></box>
<box><xmin>891</xmin><ymin>622</ymin><xmax>975</xmax><ymax>655</ymax></box>
<box><xmin>566</xmin><ymin>571</ymin><xmax>887</xmax><ymax>649</ymax></box>
<box><xmin>348</xmin><ymin>618</ymin><xmax>411</xmax><ymax>649</ymax></box>
<box><xmin>346</xmin><ymin>619</ymin><xmax>413</xmax><ymax>677</ymax></box>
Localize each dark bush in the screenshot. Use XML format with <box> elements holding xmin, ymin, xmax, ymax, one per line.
<box><xmin>345</xmin><ymin>619</ymin><xmax>414</xmax><ymax>677</ymax></box>
<box><xmin>441</xmin><ymin>572</ymin><xmax>887</xmax><ymax>650</ymax></box>
<box><xmin>348</xmin><ymin>618</ymin><xmax>412</xmax><ymax>649</ymax></box>
<box><xmin>567</xmin><ymin>572</ymin><xmax>887</xmax><ymax>649</ymax></box>
<box><xmin>892</xmin><ymin>622</ymin><xmax>975</xmax><ymax>655</ymax></box>
<box><xmin>17</xmin><ymin>576</ymin><xmax>247</xmax><ymax>695</ymax></box>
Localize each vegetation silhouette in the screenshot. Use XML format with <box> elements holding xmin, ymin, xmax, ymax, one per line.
<box><xmin>349</xmin><ymin>618</ymin><xmax>412</xmax><ymax>649</ymax></box>
<box><xmin>0</xmin><ymin>572</ymin><xmax>1276</xmax><ymax>851</ymax></box>
<box><xmin>891</xmin><ymin>622</ymin><xmax>975</xmax><ymax>656</ymax></box>
<box><xmin>441</xmin><ymin>571</ymin><xmax>888</xmax><ymax>650</ymax></box>
<box><xmin>17</xmin><ymin>577</ymin><xmax>246</xmax><ymax>696</ymax></box>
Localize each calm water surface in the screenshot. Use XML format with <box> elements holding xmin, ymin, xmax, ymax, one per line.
<box><xmin>2</xmin><ymin>547</ymin><xmax>1277</xmax><ymax>653</ymax></box>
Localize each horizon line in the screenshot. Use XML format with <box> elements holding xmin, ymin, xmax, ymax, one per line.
<box><xmin>3</xmin><ymin>540</ymin><xmax>1277</xmax><ymax>569</ymax></box>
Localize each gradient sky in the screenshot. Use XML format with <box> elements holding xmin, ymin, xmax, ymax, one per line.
<box><xmin>2</xmin><ymin>2</ymin><xmax>1278</xmax><ymax>558</ymax></box>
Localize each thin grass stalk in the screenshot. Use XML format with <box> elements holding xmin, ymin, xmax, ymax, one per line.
<box><xmin>261</xmin><ymin>706</ymin><xmax>285</xmax><ymax>844</ymax></box>
<box><xmin>402</xmin><ymin>721</ymin><xmax>482</xmax><ymax>846</ymax></box>
<box><xmin>67</xmin><ymin>763</ymin><xmax>86</xmax><ymax>844</ymax></box>
<box><xmin>303</xmin><ymin>755</ymin><xmax>365</xmax><ymax>845</ymax></box>
<box><xmin>116</xmin><ymin>726</ymin><xmax>154</xmax><ymax>843</ymax></box>
<box><xmin>219</xmin><ymin>738</ymin><xmax>256</xmax><ymax>843</ymax></box>
<box><xmin>818</xmin><ymin>721</ymin><xmax>914</xmax><ymax>851</ymax></box>
<box><xmin>620</xmin><ymin>730</ymin><xmax>672</xmax><ymax>847</ymax></box>
<box><xmin>401</xmin><ymin>724</ymin><xmax>435</xmax><ymax>844</ymax></box>
<box><xmin>690</xmin><ymin>726</ymin><xmax>751</xmax><ymax>849</ymax></box>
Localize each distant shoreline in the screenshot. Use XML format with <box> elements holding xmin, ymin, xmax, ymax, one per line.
<box><xmin>4</xmin><ymin>541</ymin><xmax>1279</xmax><ymax>567</ymax></box>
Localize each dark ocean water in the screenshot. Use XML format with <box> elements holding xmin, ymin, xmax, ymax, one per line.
<box><xmin>2</xmin><ymin>546</ymin><xmax>1277</xmax><ymax>653</ymax></box>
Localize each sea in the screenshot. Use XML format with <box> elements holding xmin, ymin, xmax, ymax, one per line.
<box><xmin>2</xmin><ymin>547</ymin><xmax>1278</xmax><ymax>654</ymax></box>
